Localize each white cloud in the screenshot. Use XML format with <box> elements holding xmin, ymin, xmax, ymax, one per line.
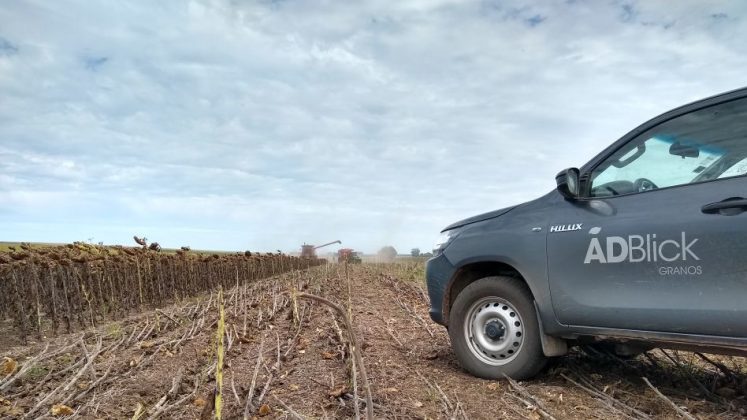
<box><xmin>0</xmin><ymin>0</ymin><xmax>746</xmax><ymax>252</ymax></box>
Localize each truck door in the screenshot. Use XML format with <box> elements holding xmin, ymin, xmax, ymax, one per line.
<box><xmin>547</xmin><ymin>96</ymin><xmax>747</xmax><ymax>337</ymax></box>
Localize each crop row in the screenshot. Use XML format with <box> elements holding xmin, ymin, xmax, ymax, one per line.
<box><xmin>0</xmin><ymin>243</ymin><xmax>324</xmax><ymax>341</ymax></box>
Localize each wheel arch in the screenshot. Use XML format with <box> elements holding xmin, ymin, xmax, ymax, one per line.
<box><xmin>442</xmin><ymin>259</ymin><xmax>535</xmax><ymax>327</ymax></box>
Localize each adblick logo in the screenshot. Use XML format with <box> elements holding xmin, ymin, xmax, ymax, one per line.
<box><xmin>583</xmin><ymin>227</ymin><xmax>700</xmax><ymax>264</ymax></box>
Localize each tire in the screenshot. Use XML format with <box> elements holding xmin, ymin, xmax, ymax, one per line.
<box><xmin>448</xmin><ymin>276</ymin><xmax>547</xmax><ymax>380</ymax></box>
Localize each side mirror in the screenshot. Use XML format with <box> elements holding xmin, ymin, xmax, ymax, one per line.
<box><xmin>556</xmin><ymin>168</ymin><xmax>580</xmax><ymax>200</ymax></box>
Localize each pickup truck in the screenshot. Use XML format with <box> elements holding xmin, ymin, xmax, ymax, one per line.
<box><xmin>426</xmin><ymin>87</ymin><xmax>747</xmax><ymax>379</ymax></box>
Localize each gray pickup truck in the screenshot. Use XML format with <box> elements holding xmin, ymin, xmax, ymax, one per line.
<box><xmin>426</xmin><ymin>87</ymin><xmax>747</xmax><ymax>379</ymax></box>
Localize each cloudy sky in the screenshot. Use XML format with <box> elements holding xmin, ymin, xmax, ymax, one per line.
<box><xmin>1</xmin><ymin>1</ymin><xmax>746</xmax><ymax>253</ymax></box>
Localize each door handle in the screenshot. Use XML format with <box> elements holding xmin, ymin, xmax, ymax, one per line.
<box><xmin>702</xmin><ymin>197</ymin><xmax>747</xmax><ymax>215</ymax></box>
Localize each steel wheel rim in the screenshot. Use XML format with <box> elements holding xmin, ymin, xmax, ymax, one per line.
<box><xmin>463</xmin><ymin>296</ymin><xmax>525</xmax><ymax>366</ymax></box>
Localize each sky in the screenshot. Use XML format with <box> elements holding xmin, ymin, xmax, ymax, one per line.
<box><xmin>1</xmin><ymin>1</ymin><xmax>746</xmax><ymax>254</ymax></box>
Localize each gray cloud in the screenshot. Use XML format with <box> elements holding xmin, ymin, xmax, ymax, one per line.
<box><xmin>0</xmin><ymin>37</ymin><xmax>18</xmax><ymax>56</ymax></box>
<box><xmin>1</xmin><ymin>0</ymin><xmax>746</xmax><ymax>252</ymax></box>
<box><xmin>83</xmin><ymin>56</ymin><xmax>109</xmax><ymax>71</ymax></box>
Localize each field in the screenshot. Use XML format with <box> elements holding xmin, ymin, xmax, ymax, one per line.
<box><xmin>1</xmin><ymin>249</ymin><xmax>746</xmax><ymax>419</ymax></box>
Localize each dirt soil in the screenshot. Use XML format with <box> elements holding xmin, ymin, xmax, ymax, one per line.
<box><xmin>1</xmin><ymin>263</ymin><xmax>746</xmax><ymax>419</ymax></box>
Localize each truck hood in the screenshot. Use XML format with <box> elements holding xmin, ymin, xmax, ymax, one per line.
<box><xmin>441</xmin><ymin>205</ymin><xmax>519</xmax><ymax>232</ymax></box>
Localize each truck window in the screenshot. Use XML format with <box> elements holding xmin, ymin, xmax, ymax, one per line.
<box><xmin>719</xmin><ymin>156</ymin><xmax>747</xmax><ymax>178</ymax></box>
<box><xmin>589</xmin><ymin>97</ymin><xmax>747</xmax><ymax>197</ymax></box>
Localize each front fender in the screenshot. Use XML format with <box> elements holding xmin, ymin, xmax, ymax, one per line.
<box><xmin>440</xmin><ymin>220</ymin><xmax>561</xmax><ymax>333</ymax></box>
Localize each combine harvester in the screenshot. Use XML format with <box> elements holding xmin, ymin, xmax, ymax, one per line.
<box><xmin>300</xmin><ymin>240</ymin><xmax>341</xmax><ymax>259</ymax></box>
<box><xmin>299</xmin><ymin>240</ymin><xmax>361</xmax><ymax>264</ymax></box>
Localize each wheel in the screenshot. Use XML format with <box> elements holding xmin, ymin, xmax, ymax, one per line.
<box><xmin>448</xmin><ymin>276</ymin><xmax>547</xmax><ymax>380</ymax></box>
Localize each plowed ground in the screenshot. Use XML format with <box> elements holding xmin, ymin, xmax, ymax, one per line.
<box><xmin>1</xmin><ymin>263</ymin><xmax>746</xmax><ymax>419</ymax></box>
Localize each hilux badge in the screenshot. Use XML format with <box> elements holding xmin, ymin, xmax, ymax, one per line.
<box><xmin>550</xmin><ymin>223</ymin><xmax>583</xmax><ymax>233</ymax></box>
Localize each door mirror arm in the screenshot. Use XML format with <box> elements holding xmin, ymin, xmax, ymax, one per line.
<box><xmin>556</xmin><ymin>168</ymin><xmax>580</xmax><ymax>200</ymax></box>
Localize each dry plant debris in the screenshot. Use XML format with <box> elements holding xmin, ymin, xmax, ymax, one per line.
<box><xmin>0</xmin><ymin>261</ymin><xmax>744</xmax><ymax>419</ymax></box>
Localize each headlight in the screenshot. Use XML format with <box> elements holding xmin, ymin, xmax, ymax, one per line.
<box><xmin>433</xmin><ymin>228</ymin><xmax>461</xmax><ymax>255</ymax></box>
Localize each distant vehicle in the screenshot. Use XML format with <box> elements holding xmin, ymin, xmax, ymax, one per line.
<box><xmin>426</xmin><ymin>88</ymin><xmax>747</xmax><ymax>379</ymax></box>
<box><xmin>300</xmin><ymin>240</ymin><xmax>341</xmax><ymax>258</ymax></box>
<box><xmin>338</xmin><ymin>248</ymin><xmax>361</xmax><ymax>264</ymax></box>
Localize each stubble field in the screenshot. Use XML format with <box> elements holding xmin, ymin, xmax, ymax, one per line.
<box><xmin>1</xmin><ymin>251</ymin><xmax>746</xmax><ymax>419</ymax></box>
